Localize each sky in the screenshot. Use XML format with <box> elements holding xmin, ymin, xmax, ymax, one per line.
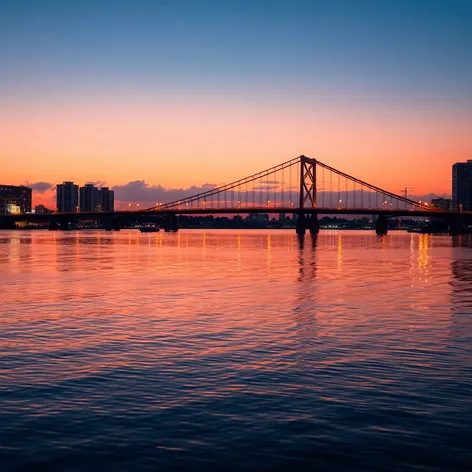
<box><xmin>1</xmin><ymin>0</ymin><xmax>471</xmax><ymax>208</ymax></box>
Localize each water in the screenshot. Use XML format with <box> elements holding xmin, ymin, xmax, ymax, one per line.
<box><xmin>1</xmin><ymin>230</ymin><xmax>472</xmax><ymax>471</ymax></box>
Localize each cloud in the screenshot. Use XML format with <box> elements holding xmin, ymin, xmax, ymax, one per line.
<box><xmin>112</xmin><ymin>181</ymin><xmax>216</xmax><ymax>204</ymax></box>
<box><xmin>28</xmin><ymin>182</ymin><xmax>54</xmax><ymax>193</ymax></box>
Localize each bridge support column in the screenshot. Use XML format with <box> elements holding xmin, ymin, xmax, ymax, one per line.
<box><xmin>164</xmin><ymin>214</ymin><xmax>179</xmax><ymax>232</ymax></box>
<box><xmin>296</xmin><ymin>213</ymin><xmax>306</xmax><ymax>235</ymax></box>
<box><xmin>105</xmin><ymin>217</ymin><xmax>121</xmax><ymax>231</ymax></box>
<box><xmin>449</xmin><ymin>216</ymin><xmax>466</xmax><ymax>236</ymax></box>
<box><xmin>59</xmin><ymin>218</ymin><xmax>70</xmax><ymax>231</ymax></box>
<box><xmin>375</xmin><ymin>214</ymin><xmax>388</xmax><ymax>236</ymax></box>
<box><xmin>48</xmin><ymin>219</ymin><xmax>58</xmax><ymax>231</ymax></box>
<box><xmin>308</xmin><ymin>214</ymin><xmax>320</xmax><ymax>235</ymax></box>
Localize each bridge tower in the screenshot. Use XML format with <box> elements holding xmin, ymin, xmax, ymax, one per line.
<box><xmin>296</xmin><ymin>156</ymin><xmax>319</xmax><ymax>235</ymax></box>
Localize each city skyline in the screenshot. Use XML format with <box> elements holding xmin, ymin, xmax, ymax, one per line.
<box><xmin>1</xmin><ymin>0</ymin><xmax>471</xmax><ymax>206</ymax></box>
<box><xmin>2</xmin><ymin>156</ymin><xmax>466</xmax><ymax>214</ymax></box>
<box><xmin>11</xmin><ymin>175</ymin><xmax>455</xmax><ymax>212</ymax></box>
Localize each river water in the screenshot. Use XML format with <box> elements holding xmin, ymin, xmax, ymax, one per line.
<box><xmin>1</xmin><ymin>230</ymin><xmax>472</xmax><ymax>471</ymax></box>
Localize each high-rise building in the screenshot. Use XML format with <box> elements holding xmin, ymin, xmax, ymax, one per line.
<box><xmin>431</xmin><ymin>198</ymin><xmax>452</xmax><ymax>211</ymax></box>
<box><xmin>452</xmin><ymin>160</ymin><xmax>472</xmax><ymax>211</ymax></box>
<box><xmin>57</xmin><ymin>182</ymin><xmax>79</xmax><ymax>212</ymax></box>
<box><xmin>0</xmin><ymin>185</ymin><xmax>32</xmax><ymax>214</ymax></box>
<box><xmin>97</xmin><ymin>187</ymin><xmax>114</xmax><ymax>212</ymax></box>
<box><xmin>80</xmin><ymin>184</ymin><xmax>99</xmax><ymax>211</ymax></box>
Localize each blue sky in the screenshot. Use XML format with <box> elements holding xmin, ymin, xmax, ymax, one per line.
<box><xmin>1</xmin><ymin>0</ymin><xmax>471</xmax><ymax>201</ymax></box>
<box><xmin>2</xmin><ymin>0</ymin><xmax>471</xmax><ymax>99</ymax></box>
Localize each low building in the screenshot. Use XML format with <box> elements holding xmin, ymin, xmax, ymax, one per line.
<box><xmin>431</xmin><ymin>198</ymin><xmax>452</xmax><ymax>211</ymax></box>
<box><xmin>34</xmin><ymin>204</ymin><xmax>53</xmax><ymax>214</ymax></box>
<box><xmin>0</xmin><ymin>184</ymin><xmax>32</xmax><ymax>214</ymax></box>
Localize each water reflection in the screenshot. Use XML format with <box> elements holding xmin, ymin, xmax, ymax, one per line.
<box><xmin>1</xmin><ymin>230</ymin><xmax>472</xmax><ymax>471</ymax></box>
<box><xmin>294</xmin><ymin>234</ymin><xmax>318</xmax><ymax>346</ymax></box>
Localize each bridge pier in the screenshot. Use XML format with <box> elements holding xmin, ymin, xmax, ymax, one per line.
<box><xmin>308</xmin><ymin>214</ymin><xmax>319</xmax><ymax>235</ymax></box>
<box><xmin>104</xmin><ymin>217</ymin><xmax>121</xmax><ymax>231</ymax></box>
<box><xmin>59</xmin><ymin>218</ymin><xmax>70</xmax><ymax>231</ymax></box>
<box><xmin>164</xmin><ymin>214</ymin><xmax>179</xmax><ymax>232</ymax></box>
<box><xmin>296</xmin><ymin>213</ymin><xmax>306</xmax><ymax>235</ymax></box>
<box><xmin>449</xmin><ymin>216</ymin><xmax>467</xmax><ymax>236</ymax></box>
<box><xmin>375</xmin><ymin>214</ymin><xmax>388</xmax><ymax>236</ymax></box>
<box><xmin>296</xmin><ymin>214</ymin><xmax>319</xmax><ymax>235</ymax></box>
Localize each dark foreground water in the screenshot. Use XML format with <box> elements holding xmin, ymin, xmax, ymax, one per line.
<box><xmin>1</xmin><ymin>230</ymin><xmax>472</xmax><ymax>471</ymax></box>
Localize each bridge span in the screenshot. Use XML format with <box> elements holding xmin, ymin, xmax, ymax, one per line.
<box><xmin>1</xmin><ymin>156</ymin><xmax>470</xmax><ymax>235</ymax></box>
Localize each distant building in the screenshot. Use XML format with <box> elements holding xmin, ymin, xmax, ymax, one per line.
<box><xmin>57</xmin><ymin>182</ymin><xmax>79</xmax><ymax>212</ymax></box>
<box><xmin>97</xmin><ymin>187</ymin><xmax>114</xmax><ymax>212</ymax></box>
<box><xmin>248</xmin><ymin>213</ymin><xmax>269</xmax><ymax>221</ymax></box>
<box><xmin>452</xmin><ymin>160</ymin><xmax>472</xmax><ymax>211</ymax></box>
<box><xmin>431</xmin><ymin>198</ymin><xmax>452</xmax><ymax>211</ymax></box>
<box><xmin>34</xmin><ymin>204</ymin><xmax>53</xmax><ymax>214</ymax></box>
<box><xmin>0</xmin><ymin>184</ymin><xmax>32</xmax><ymax>214</ymax></box>
<box><xmin>77</xmin><ymin>184</ymin><xmax>114</xmax><ymax>212</ymax></box>
<box><xmin>80</xmin><ymin>183</ymin><xmax>99</xmax><ymax>211</ymax></box>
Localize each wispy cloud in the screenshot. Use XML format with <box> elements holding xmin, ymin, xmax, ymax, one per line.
<box><xmin>28</xmin><ymin>181</ymin><xmax>54</xmax><ymax>193</ymax></box>
<box><xmin>112</xmin><ymin>181</ymin><xmax>216</xmax><ymax>204</ymax></box>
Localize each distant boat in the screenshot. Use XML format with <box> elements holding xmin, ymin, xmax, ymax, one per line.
<box><xmin>139</xmin><ymin>226</ymin><xmax>160</xmax><ymax>233</ymax></box>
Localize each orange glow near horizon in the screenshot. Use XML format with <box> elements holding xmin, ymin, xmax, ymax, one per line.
<box><xmin>1</xmin><ymin>95</ymin><xmax>470</xmax><ymax>208</ymax></box>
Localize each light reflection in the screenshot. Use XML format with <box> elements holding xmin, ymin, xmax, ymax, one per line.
<box><xmin>294</xmin><ymin>233</ymin><xmax>317</xmax><ymax>345</ymax></box>
<box><xmin>337</xmin><ymin>234</ymin><xmax>343</xmax><ymax>269</ymax></box>
<box><xmin>267</xmin><ymin>233</ymin><xmax>272</xmax><ymax>273</ymax></box>
<box><xmin>236</xmin><ymin>233</ymin><xmax>241</xmax><ymax>270</ymax></box>
<box><xmin>417</xmin><ymin>234</ymin><xmax>430</xmax><ymax>271</ymax></box>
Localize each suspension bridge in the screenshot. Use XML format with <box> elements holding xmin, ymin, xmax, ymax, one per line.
<box><xmin>1</xmin><ymin>155</ymin><xmax>469</xmax><ymax>235</ymax></box>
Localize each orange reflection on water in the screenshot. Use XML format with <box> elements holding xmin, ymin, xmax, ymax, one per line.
<box><xmin>0</xmin><ymin>230</ymin><xmax>467</xmax><ymax>384</ymax></box>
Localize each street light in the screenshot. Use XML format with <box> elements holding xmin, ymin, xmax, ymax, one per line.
<box><xmin>267</xmin><ymin>199</ymin><xmax>271</xmax><ymax>208</ymax></box>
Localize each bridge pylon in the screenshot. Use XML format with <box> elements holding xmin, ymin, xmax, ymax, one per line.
<box><xmin>299</xmin><ymin>155</ymin><xmax>317</xmax><ymax>210</ymax></box>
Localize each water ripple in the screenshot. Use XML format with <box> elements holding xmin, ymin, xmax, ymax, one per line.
<box><xmin>1</xmin><ymin>230</ymin><xmax>472</xmax><ymax>471</ymax></box>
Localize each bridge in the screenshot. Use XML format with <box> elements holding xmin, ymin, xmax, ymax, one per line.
<box><xmin>1</xmin><ymin>155</ymin><xmax>470</xmax><ymax>235</ymax></box>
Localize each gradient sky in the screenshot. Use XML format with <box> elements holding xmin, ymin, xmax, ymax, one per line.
<box><xmin>1</xmin><ymin>0</ymin><xmax>471</xmax><ymax>207</ymax></box>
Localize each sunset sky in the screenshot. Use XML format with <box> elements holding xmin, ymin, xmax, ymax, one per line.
<box><xmin>1</xmin><ymin>0</ymin><xmax>471</xmax><ymax>208</ymax></box>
